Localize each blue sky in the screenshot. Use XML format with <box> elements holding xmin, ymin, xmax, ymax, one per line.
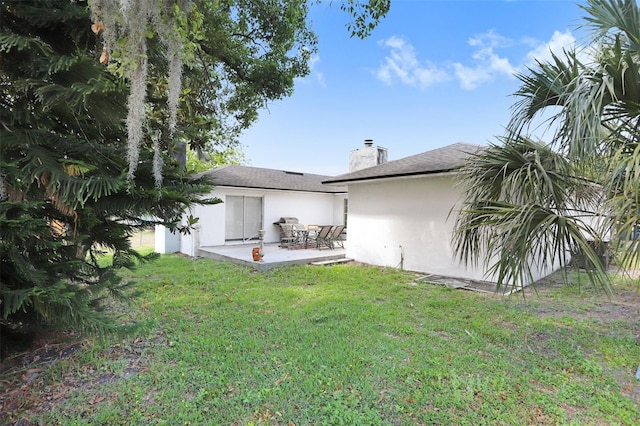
<box><xmin>240</xmin><ymin>0</ymin><xmax>586</xmax><ymax>176</ymax></box>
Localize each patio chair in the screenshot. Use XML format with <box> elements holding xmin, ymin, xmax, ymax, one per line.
<box><xmin>309</xmin><ymin>225</ymin><xmax>333</xmax><ymax>249</ymax></box>
<box><xmin>278</xmin><ymin>223</ymin><xmax>296</xmax><ymax>248</ymax></box>
<box><xmin>328</xmin><ymin>225</ymin><xmax>345</xmax><ymax>248</ymax></box>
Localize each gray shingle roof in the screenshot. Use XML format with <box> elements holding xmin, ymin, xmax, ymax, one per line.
<box><xmin>322</xmin><ymin>142</ymin><xmax>483</xmax><ymax>185</ymax></box>
<box><xmin>199</xmin><ymin>165</ymin><xmax>347</xmax><ymax>193</ymax></box>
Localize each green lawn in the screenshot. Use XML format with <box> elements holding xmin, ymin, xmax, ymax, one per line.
<box><xmin>3</xmin><ymin>255</ymin><xmax>640</xmax><ymax>425</ymax></box>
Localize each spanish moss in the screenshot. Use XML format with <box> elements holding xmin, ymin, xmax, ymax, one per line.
<box><xmin>89</xmin><ymin>0</ymin><xmax>189</xmax><ymax>182</ymax></box>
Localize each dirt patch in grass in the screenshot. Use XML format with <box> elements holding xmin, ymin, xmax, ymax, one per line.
<box><xmin>517</xmin><ymin>267</ymin><xmax>640</xmax><ymax>408</ymax></box>
<box><xmin>521</xmin><ymin>268</ymin><xmax>640</xmax><ymax>329</ymax></box>
<box><xmin>1</xmin><ymin>330</ymin><xmax>167</xmax><ymax>425</ymax></box>
<box><xmin>415</xmin><ymin>265</ymin><xmax>640</xmax><ymax>330</ymax></box>
<box><xmin>1</xmin><ymin>335</ymin><xmax>84</xmax><ymax>425</ymax></box>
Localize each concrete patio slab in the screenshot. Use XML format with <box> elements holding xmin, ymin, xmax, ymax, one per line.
<box><xmin>197</xmin><ymin>243</ymin><xmax>348</xmax><ymax>270</ymax></box>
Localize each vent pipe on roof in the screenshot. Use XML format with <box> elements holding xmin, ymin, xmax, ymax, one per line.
<box><xmin>349</xmin><ymin>139</ymin><xmax>388</xmax><ymax>172</ymax></box>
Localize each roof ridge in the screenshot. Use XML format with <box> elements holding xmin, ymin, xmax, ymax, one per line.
<box><xmin>351</xmin><ymin>142</ymin><xmax>481</xmax><ymax>171</ymax></box>
<box><xmin>323</xmin><ymin>142</ymin><xmax>484</xmax><ymax>185</ymax></box>
<box><xmin>199</xmin><ymin>163</ymin><xmax>346</xmax><ymax>193</ymax></box>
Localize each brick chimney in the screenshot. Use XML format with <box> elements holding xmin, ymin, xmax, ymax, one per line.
<box><xmin>349</xmin><ymin>139</ymin><xmax>388</xmax><ymax>172</ymax></box>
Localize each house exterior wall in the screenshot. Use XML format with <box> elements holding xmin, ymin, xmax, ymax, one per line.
<box><xmin>346</xmin><ymin>174</ymin><xmax>556</xmax><ymax>285</ymax></box>
<box><xmin>177</xmin><ymin>186</ymin><xmax>347</xmax><ymax>256</ymax></box>
<box><xmin>346</xmin><ymin>174</ymin><xmax>489</xmax><ymax>279</ymax></box>
<box><xmin>154</xmin><ymin>225</ymin><xmax>181</xmax><ymax>254</ymax></box>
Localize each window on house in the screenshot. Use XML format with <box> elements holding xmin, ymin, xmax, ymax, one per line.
<box><xmin>225</xmin><ymin>195</ymin><xmax>263</xmax><ymax>241</ymax></box>
<box><xmin>343</xmin><ymin>198</ymin><xmax>348</xmax><ymax>227</ymax></box>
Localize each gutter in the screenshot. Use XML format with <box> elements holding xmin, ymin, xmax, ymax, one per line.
<box><xmin>322</xmin><ymin>168</ymin><xmax>460</xmax><ymax>185</ymax></box>
<box><xmin>212</xmin><ymin>184</ymin><xmax>347</xmax><ymax>194</ymax></box>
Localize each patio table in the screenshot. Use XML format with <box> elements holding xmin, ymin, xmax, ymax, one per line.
<box><xmin>303</xmin><ymin>228</ymin><xmax>318</xmax><ymax>248</ymax></box>
<box><xmin>291</xmin><ymin>226</ymin><xmax>318</xmax><ymax>248</ymax></box>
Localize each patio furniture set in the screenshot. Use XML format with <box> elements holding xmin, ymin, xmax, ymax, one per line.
<box><xmin>273</xmin><ymin>218</ymin><xmax>345</xmax><ymax>250</ymax></box>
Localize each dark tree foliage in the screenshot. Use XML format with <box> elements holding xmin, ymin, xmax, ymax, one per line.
<box><xmin>0</xmin><ymin>0</ymin><xmax>216</xmax><ymax>357</ymax></box>
<box><xmin>144</xmin><ymin>0</ymin><xmax>319</xmax><ymax>160</ymax></box>
<box><xmin>90</xmin><ymin>1</ymin><xmax>389</xmax><ymax>165</ymax></box>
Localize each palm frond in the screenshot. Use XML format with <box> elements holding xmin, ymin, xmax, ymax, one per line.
<box><xmin>580</xmin><ymin>0</ymin><xmax>640</xmax><ymax>53</ymax></box>
<box><xmin>453</xmin><ymin>137</ymin><xmax>611</xmax><ymax>292</ymax></box>
<box><xmin>510</xmin><ymin>50</ymin><xmax>583</xmax><ymax>125</ymax></box>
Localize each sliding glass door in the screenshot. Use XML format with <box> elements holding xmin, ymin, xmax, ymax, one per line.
<box><xmin>225</xmin><ymin>196</ymin><xmax>263</xmax><ymax>241</ymax></box>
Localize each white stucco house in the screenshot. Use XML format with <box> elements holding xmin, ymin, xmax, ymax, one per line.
<box><xmin>158</xmin><ymin>140</ymin><xmax>557</xmax><ymax>286</ymax></box>
<box><xmin>322</xmin><ymin>142</ymin><xmax>557</xmax><ymax>286</ymax></box>
<box><xmin>160</xmin><ymin>165</ymin><xmax>347</xmax><ymax>257</ymax></box>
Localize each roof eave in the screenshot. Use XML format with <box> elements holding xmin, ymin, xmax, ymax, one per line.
<box><xmin>215</xmin><ymin>184</ymin><xmax>347</xmax><ymax>194</ymax></box>
<box><xmin>322</xmin><ymin>168</ymin><xmax>459</xmax><ymax>185</ymax></box>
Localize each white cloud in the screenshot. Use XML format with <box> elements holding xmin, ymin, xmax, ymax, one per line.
<box><xmin>469</xmin><ymin>29</ymin><xmax>513</xmax><ymax>50</ymax></box>
<box><xmin>308</xmin><ymin>54</ymin><xmax>327</xmax><ymax>87</ymax></box>
<box><xmin>375</xmin><ymin>36</ymin><xmax>450</xmax><ymax>89</ymax></box>
<box><xmin>375</xmin><ymin>29</ymin><xmax>579</xmax><ymax>91</ymax></box>
<box><xmin>452</xmin><ymin>30</ymin><xmax>518</xmax><ymax>90</ymax></box>
<box><xmin>525</xmin><ymin>30</ymin><xmax>577</xmax><ymax>65</ymax></box>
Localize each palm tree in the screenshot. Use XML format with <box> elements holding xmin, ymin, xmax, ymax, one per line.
<box><xmin>452</xmin><ymin>0</ymin><xmax>640</xmax><ymax>292</ymax></box>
